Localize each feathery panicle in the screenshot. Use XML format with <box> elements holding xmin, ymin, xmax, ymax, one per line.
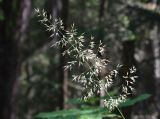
<box><xmin>35</xmin><ymin>9</ymin><xmax>137</xmax><ymax>112</ymax></box>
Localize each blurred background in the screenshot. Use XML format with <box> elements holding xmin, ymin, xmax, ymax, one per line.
<box><xmin>0</xmin><ymin>0</ymin><xmax>160</xmax><ymax>119</ymax></box>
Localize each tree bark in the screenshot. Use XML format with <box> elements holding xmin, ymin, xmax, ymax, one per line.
<box><xmin>45</xmin><ymin>0</ymin><xmax>69</xmax><ymax>109</ymax></box>
<box><xmin>122</xmin><ymin>40</ymin><xmax>136</xmax><ymax>119</ymax></box>
<box><xmin>17</xmin><ymin>0</ymin><xmax>31</xmax><ymax>45</ymax></box>
<box><xmin>0</xmin><ymin>0</ymin><xmax>20</xmax><ymax>119</ymax></box>
<box><xmin>0</xmin><ymin>0</ymin><xmax>31</xmax><ymax>118</ymax></box>
<box><xmin>59</xmin><ymin>0</ymin><xmax>69</xmax><ymax>109</ymax></box>
<box><xmin>11</xmin><ymin>0</ymin><xmax>31</xmax><ymax>119</ymax></box>
<box><xmin>98</xmin><ymin>0</ymin><xmax>106</xmax><ymax>107</ymax></box>
<box><xmin>150</xmin><ymin>23</ymin><xmax>160</xmax><ymax>116</ymax></box>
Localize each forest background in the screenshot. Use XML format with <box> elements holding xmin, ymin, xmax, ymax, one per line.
<box><xmin>0</xmin><ymin>0</ymin><xmax>160</xmax><ymax>119</ymax></box>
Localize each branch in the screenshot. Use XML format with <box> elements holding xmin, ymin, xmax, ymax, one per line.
<box><xmin>117</xmin><ymin>0</ymin><xmax>160</xmax><ymax>19</ymax></box>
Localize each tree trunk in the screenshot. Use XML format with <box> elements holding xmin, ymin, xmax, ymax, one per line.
<box><xmin>98</xmin><ymin>0</ymin><xmax>106</xmax><ymax>107</ymax></box>
<box><xmin>0</xmin><ymin>0</ymin><xmax>20</xmax><ymax>119</ymax></box>
<box><xmin>59</xmin><ymin>0</ymin><xmax>69</xmax><ymax>109</ymax></box>
<box><xmin>11</xmin><ymin>0</ymin><xmax>31</xmax><ymax>119</ymax></box>
<box><xmin>122</xmin><ymin>40</ymin><xmax>136</xmax><ymax>119</ymax></box>
<box><xmin>0</xmin><ymin>0</ymin><xmax>31</xmax><ymax>118</ymax></box>
<box><xmin>150</xmin><ymin>23</ymin><xmax>160</xmax><ymax>116</ymax></box>
<box><xmin>45</xmin><ymin>0</ymin><xmax>69</xmax><ymax>109</ymax></box>
<box><xmin>99</xmin><ymin>0</ymin><xmax>106</xmax><ymax>19</ymax></box>
<box><xmin>17</xmin><ymin>0</ymin><xmax>31</xmax><ymax>45</ymax></box>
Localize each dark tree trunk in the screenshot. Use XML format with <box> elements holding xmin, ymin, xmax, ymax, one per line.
<box><xmin>0</xmin><ymin>0</ymin><xmax>31</xmax><ymax>118</ymax></box>
<box><xmin>59</xmin><ymin>0</ymin><xmax>69</xmax><ymax>109</ymax></box>
<box><xmin>122</xmin><ymin>40</ymin><xmax>136</xmax><ymax>119</ymax></box>
<box><xmin>52</xmin><ymin>0</ymin><xmax>69</xmax><ymax>110</ymax></box>
<box><xmin>99</xmin><ymin>0</ymin><xmax>106</xmax><ymax>19</ymax></box>
<box><xmin>17</xmin><ymin>0</ymin><xmax>31</xmax><ymax>45</ymax></box>
<box><xmin>150</xmin><ymin>23</ymin><xmax>160</xmax><ymax>116</ymax></box>
<box><xmin>98</xmin><ymin>0</ymin><xmax>106</xmax><ymax>107</ymax></box>
<box><xmin>97</xmin><ymin>0</ymin><xmax>106</xmax><ymax>45</ymax></box>
<box><xmin>0</xmin><ymin>0</ymin><xmax>20</xmax><ymax>119</ymax></box>
<box><xmin>45</xmin><ymin>0</ymin><xmax>69</xmax><ymax>109</ymax></box>
<box><xmin>122</xmin><ymin>41</ymin><xmax>135</xmax><ymax>68</ymax></box>
<box><xmin>11</xmin><ymin>0</ymin><xmax>31</xmax><ymax>119</ymax></box>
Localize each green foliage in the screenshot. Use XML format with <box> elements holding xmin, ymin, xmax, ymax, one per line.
<box><xmin>36</xmin><ymin>93</ymin><xmax>151</xmax><ymax>119</ymax></box>
<box><xmin>120</xmin><ymin>94</ymin><xmax>151</xmax><ymax>107</ymax></box>
<box><xmin>36</xmin><ymin>108</ymin><xmax>103</xmax><ymax>119</ymax></box>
